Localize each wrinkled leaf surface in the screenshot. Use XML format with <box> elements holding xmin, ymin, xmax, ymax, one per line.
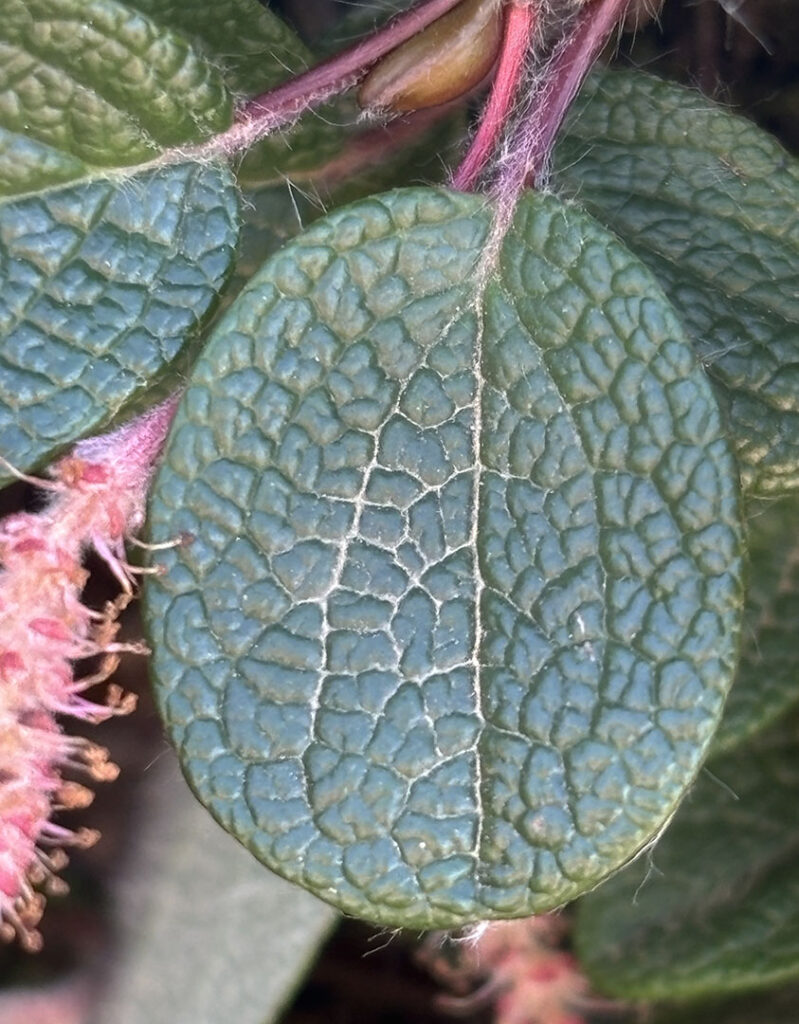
<box><xmin>145</xmin><ymin>187</ymin><xmax>743</xmax><ymax>928</ymax></box>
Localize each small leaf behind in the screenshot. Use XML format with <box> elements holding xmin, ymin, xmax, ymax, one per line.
<box><xmin>712</xmin><ymin>494</ymin><xmax>799</xmax><ymax>755</ymax></box>
<box><xmin>554</xmin><ymin>68</ymin><xmax>799</xmax><ymax>496</ymax></box>
<box><xmin>0</xmin><ymin>0</ymin><xmax>232</xmax><ymax>196</ymax></box>
<box><xmin>145</xmin><ymin>187</ymin><xmax>743</xmax><ymax>929</ymax></box>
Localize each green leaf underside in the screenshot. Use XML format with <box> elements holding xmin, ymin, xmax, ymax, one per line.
<box><xmin>712</xmin><ymin>495</ymin><xmax>799</xmax><ymax>755</ymax></box>
<box><xmin>0</xmin><ymin>0</ymin><xmax>232</xmax><ymax>197</ymax></box>
<box><xmin>235</xmin><ymin>109</ymin><xmax>350</xmax><ymax>189</ymax></box>
<box><xmin>145</xmin><ymin>188</ymin><xmax>743</xmax><ymax>929</ymax></box>
<box><xmin>576</xmin><ymin>720</ymin><xmax>799</xmax><ymax>1002</ymax></box>
<box><xmin>0</xmin><ymin>162</ymin><xmax>239</xmax><ymax>482</ymax></box>
<box><xmin>554</xmin><ymin>69</ymin><xmax>799</xmax><ymax>497</ymax></box>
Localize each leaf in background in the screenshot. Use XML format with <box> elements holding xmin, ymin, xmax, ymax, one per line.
<box><xmin>234</xmin><ymin>108</ymin><xmax>351</xmax><ymax>190</ymax></box>
<box><xmin>651</xmin><ymin>985</ymin><xmax>799</xmax><ymax>1024</ymax></box>
<box><xmin>576</xmin><ymin>719</ymin><xmax>799</xmax><ymax>1002</ymax></box>
<box><xmin>127</xmin><ymin>0</ymin><xmax>314</xmax><ymax>95</ymax></box>
<box><xmin>0</xmin><ymin>0</ymin><xmax>232</xmax><ymax>197</ymax></box>
<box><xmin>93</xmin><ymin>749</ymin><xmax>336</xmax><ymax>1024</ymax></box>
<box><xmin>711</xmin><ymin>494</ymin><xmax>799</xmax><ymax>755</ymax></box>
<box><xmin>314</xmin><ymin>0</ymin><xmax>419</xmax><ymax>56</ymax></box>
<box><xmin>144</xmin><ymin>187</ymin><xmax>743</xmax><ymax>929</ymax></box>
<box><xmin>0</xmin><ymin>162</ymin><xmax>239</xmax><ymax>483</ymax></box>
<box><xmin>126</xmin><ymin>0</ymin><xmax>347</xmax><ymax>185</ymax></box>
<box><xmin>554</xmin><ymin>68</ymin><xmax>799</xmax><ymax>497</ymax></box>
<box><xmin>225</xmin><ymin>184</ymin><xmax>322</xmax><ymax>306</ymax></box>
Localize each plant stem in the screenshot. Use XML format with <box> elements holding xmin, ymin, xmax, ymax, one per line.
<box><xmin>451</xmin><ymin>1</ymin><xmax>536</xmax><ymax>192</ymax></box>
<box><xmin>494</xmin><ymin>0</ymin><xmax>630</xmax><ymax>198</ymax></box>
<box><xmin>207</xmin><ymin>0</ymin><xmax>469</xmax><ymax>159</ymax></box>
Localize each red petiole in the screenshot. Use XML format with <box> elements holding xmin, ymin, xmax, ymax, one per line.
<box><xmin>451</xmin><ymin>1</ymin><xmax>536</xmax><ymax>192</ymax></box>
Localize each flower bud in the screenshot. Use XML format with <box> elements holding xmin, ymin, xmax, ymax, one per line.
<box><xmin>359</xmin><ymin>0</ymin><xmax>504</xmax><ymax>113</ymax></box>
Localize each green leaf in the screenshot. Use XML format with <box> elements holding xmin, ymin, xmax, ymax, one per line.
<box><xmin>651</xmin><ymin>986</ymin><xmax>799</xmax><ymax>1024</ymax></box>
<box><xmin>554</xmin><ymin>68</ymin><xmax>799</xmax><ymax>497</ymax></box>
<box><xmin>316</xmin><ymin>0</ymin><xmax>419</xmax><ymax>56</ymax></box>
<box><xmin>0</xmin><ymin>0</ymin><xmax>232</xmax><ymax>196</ymax></box>
<box><xmin>0</xmin><ymin>161</ymin><xmax>239</xmax><ymax>483</ymax></box>
<box><xmin>235</xmin><ymin>107</ymin><xmax>349</xmax><ymax>189</ymax></box>
<box><xmin>128</xmin><ymin>0</ymin><xmax>349</xmax><ymax>184</ymax></box>
<box><xmin>712</xmin><ymin>494</ymin><xmax>799</xmax><ymax>755</ymax></box>
<box><xmin>575</xmin><ymin>719</ymin><xmax>799</xmax><ymax>1002</ymax></box>
<box><xmin>144</xmin><ymin>187</ymin><xmax>743</xmax><ymax>929</ymax></box>
<box><xmin>127</xmin><ymin>0</ymin><xmax>314</xmax><ymax>95</ymax></box>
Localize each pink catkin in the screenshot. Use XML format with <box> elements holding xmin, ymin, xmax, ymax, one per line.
<box><xmin>425</xmin><ymin>916</ymin><xmax>599</xmax><ymax>1024</ymax></box>
<box><xmin>0</xmin><ymin>397</ymin><xmax>178</xmax><ymax>950</ymax></box>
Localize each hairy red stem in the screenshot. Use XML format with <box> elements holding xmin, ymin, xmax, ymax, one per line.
<box><xmin>497</xmin><ymin>0</ymin><xmax>631</xmax><ymax>195</ymax></box>
<box><xmin>205</xmin><ymin>0</ymin><xmax>469</xmax><ymax>159</ymax></box>
<box><xmin>451</xmin><ymin>1</ymin><xmax>536</xmax><ymax>192</ymax></box>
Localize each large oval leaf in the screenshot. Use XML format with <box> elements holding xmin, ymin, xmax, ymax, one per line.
<box><xmin>554</xmin><ymin>69</ymin><xmax>799</xmax><ymax>497</ymax></box>
<box><xmin>0</xmin><ymin>162</ymin><xmax>239</xmax><ymax>482</ymax></box>
<box><xmin>576</xmin><ymin>719</ymin><xmax>799</xmax><ymax>1001</ymax></box>
<box><xmin>145</xmin><ymin>188</ymin><xmax>743</xmax><ymax>929</ymax></box>
<box><xmin>0</xmin><ymin>0</ymin><xmax>232</xmax><ymax>197</ymax></box>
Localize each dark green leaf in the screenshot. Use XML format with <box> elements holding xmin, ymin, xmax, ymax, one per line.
<box><xmin>316</xmin><ymin>0</ymin><xmax>419</xmax><ymax>56</ymax></box>
<box><xmin>235</xmin><ymin>110</ymin><xmax>352</xmax><ymax>190</ymax></box>
<box><xmin>0</xmin><ymin>162</ymin><xmax>239</xmax><ymax>482</ymax></box>
<box><xmin>554</xmin><ymin>69</ymin><xmax>799</xmax><ymax>497</ymax></box>
<box><xmin>0</xmin><ymin>0</ymin><xmax>232</xmax><ymax>196</ymax></box>
<box><xmin>651</xmin><ymin>986</ymin><xmax>799</xmax><ymax>1024</ymax></box>
<box><xmin>576</xmin><ymin>720</ymin><xmax>799</xmax><ymax>1002</ymax></box>
<box><xmin>144</xmin><ymin>187</ymin><xmax>743</xmax><ymax>929</ymax></box>
<box><xmin>126</xmin><ymin>0</ymin><xmax>347</xmax><ymax>184</ymax></box>
<box><xmin>712</xmin><ymin>495</ymin><xmax>799</xmax><ymax>755</ymax></box>
<box><xmin>127</xmin><ymin>0</ymin><xmax>314</xmax><ymax>95</ymax></box>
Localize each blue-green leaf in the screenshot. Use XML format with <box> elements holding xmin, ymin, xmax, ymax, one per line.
<box><xmin>0</xmin><ymin>162</ymin><xmax>239</xmax><ymax>481</ymax></box>
<box><xmin>144</xmin><ymin>187</ymin><xmax>743</xmax><ymax>929</ymax></box>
